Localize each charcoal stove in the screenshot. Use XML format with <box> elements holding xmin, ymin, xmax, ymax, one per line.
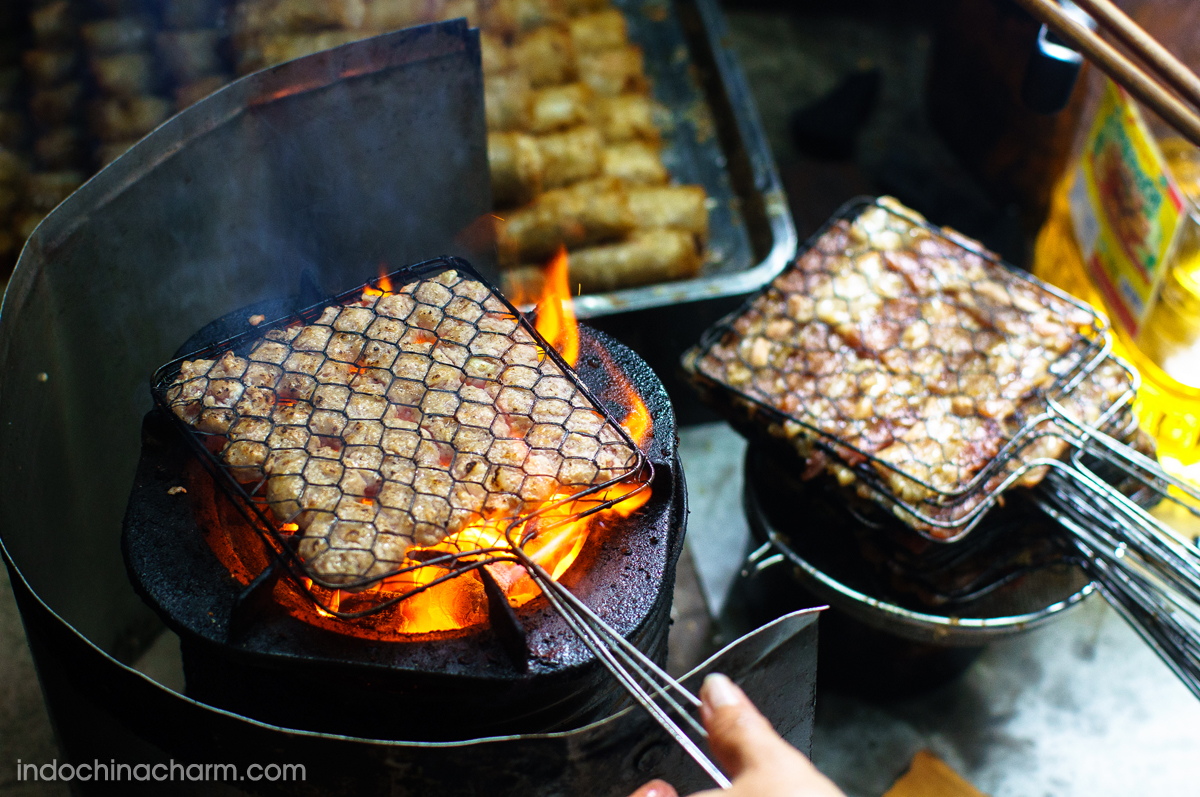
<box><xmin>122</xmin><ymin>266</ymin><xmax>686</xmax><ymax>741</ymax></box>
<box><xmin>0</xmin><ymin>22</ymin><xmax>819</xmax><ymax>795</ymax></box>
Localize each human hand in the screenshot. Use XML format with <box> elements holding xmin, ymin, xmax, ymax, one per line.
<box><xmin>626</xmin><ymin>673</ymin><xmax>845</xmax><ymax>797</ymax></box>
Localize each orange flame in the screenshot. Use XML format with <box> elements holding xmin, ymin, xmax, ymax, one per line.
<box><xmin>535</xmin><ymin>246</ymin><xmax>579</xmax><ymax>367</ymax></box>
<box><xmin>361</xmin><ymin>263</ymin><xmax>395</xmax><ymax>302</ymax></box>
<box><xmin>300</xmin><ymin>480</ymin><xmax>653</xmax><ymax>635</ymax></box>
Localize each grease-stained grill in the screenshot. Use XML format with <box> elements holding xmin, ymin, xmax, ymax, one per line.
<box><xmin>153</xmin><ymin>257</ymin><xmax>650</xmax><ymax>617</ymax></box>
<box><xmin>684</xmin><ymin>197</ymin><xmax>1134</xmax><ymax>537</ymax></box>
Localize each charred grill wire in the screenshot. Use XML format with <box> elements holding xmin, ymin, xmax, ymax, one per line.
<box><xmin>685</xmin><ymin>197</ymin><xmax>1200</xmax><ymax>698</ymax></box>
<box><xmin>153</xmin><ymin>257</ymin><xmax>649</xmax><ymax>615</ymax></box>
<box><xmin>153</xmin><ymin>256</ymin><xmax>729</xmax><ymax>786</ymax></box>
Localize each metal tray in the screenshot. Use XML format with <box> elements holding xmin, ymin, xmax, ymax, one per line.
<box><xmin>572</xmin><ymin>0</ymin><xmax>796</xmax><ymax>318</ymax></box>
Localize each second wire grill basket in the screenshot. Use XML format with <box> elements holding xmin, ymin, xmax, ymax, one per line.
<box><xmin>684</xmin><ymin>196</ymin><xmax>1200</xmax><ymax>697</ymax></box>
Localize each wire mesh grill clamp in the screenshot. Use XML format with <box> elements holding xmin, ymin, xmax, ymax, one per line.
<box><xmin>152</xmin><ymin>256</ymin><xmax>732</xmax><ymax>786</ymax></box>
<box><xmin>684</xmin><ymin>196</ymin><xmax>1200</xmax><ymax>699</ymax></box>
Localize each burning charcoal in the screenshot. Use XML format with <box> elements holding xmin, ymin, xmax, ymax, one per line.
<box><xmin>163</xmin><ymin>269</ymin><xmax>640</xmax><ymax>584</ymax></box>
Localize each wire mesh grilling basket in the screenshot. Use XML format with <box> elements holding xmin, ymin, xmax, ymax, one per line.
<box><xmin>153</xmin><ymin>256</ymin><xmax>653</xmax><ymax>616</ymax></box>
<box><xmin>684</xmin><ymin>196</ymin><xmax>1200</xmax><ymax>697</ymax></box>
<box><xmin>152</xmin><ymin>256</ymin><xmax>732</xmax><ymax>787</ymax></box>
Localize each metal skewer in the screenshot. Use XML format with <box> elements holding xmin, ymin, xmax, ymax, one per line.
<box><xmin>510</xmin><ymin>543</ymin><xmax>733</xmax><ymax>789</ymax></box>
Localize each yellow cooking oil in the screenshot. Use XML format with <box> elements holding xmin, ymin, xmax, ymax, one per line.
<box><xmin>1033</xmin><ymin>145</ymin><xmax>1200</xmax><ymax>539</ymax></box>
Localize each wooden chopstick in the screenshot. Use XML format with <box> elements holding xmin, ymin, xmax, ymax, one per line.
<box><xmin>1012</xmin><ymin>0</ymin><xmax>1200</xmax><ymax>148</ymax></box>
<box><xmin>1071</xmin><ymin>0</ymin><xmax>1200</xmax><ymax>112</ymax></box>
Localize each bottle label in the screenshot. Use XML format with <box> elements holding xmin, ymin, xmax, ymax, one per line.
<box><xmin>1069</xmin><ymin>79</ymin><xmax>1185</xmax><ymax>335</ymax></box>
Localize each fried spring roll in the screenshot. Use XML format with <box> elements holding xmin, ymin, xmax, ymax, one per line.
<box><xmin>90</xmin><ymin>53</ymin><xmax>156</xmax><ymax>98</ymax></box>
<box><xmin>0</xmin><ymin>228</ymin><xmax>16</xmax><ymax>262</ymax></box>
<box><xmin>537</xmin><ymin>125</ymin><xmax>603</xmax><ymax>188</ymax></box>
<box><xmin>529</xmin><ymin>82</ymin><xmax>593</xmax><ymax>133</ymax></box>
<box><xmin>566</xmin><ymin>229</ymin><xmax>700</xmax><ymax>292</ymax></box>
<box><xmin>156</xmin><ymin>30</ymin><xmax>223</xmax><ymax>83</ymax></box>
<box><xmin>243</xmin><ymin>0</ymin><xmax>369</xmax><ymax>34</ymax></box>
<box><xmin>511</xmin><ymin>26</ymin><xmax>574</xmax><ymax>88</ymax></box>
<box><xmin>480</xmin><ymin>32</ymin><xmax>512</xmax><ymax>74</ymax></box>
<box><xmin>0</xmin><ymin>67</ymin><xmax>22</xmax><ymax>108</ymax></box>
<box><xmin>80</xmin><ymin>18</ymin><xmax>153</xmax><ymax>54</ymax></box>
<box><xmin>496</xmin><ymin>178</ymin><xmax>634</xmax><ymax>266</ymax></box>
<box><xmin>95</xmin><ymin>139</ymin><xmax>139</xmax><ymax>167</ymax></box>
<box><xmin>176</xmin><ymin>74</ymin><xmax>230</xmax><ymax>111</ymax></box>
<box><xmin>22</xmin><ymin>49</ymin><xmax>78</xmax><ymax>88</ymax></box>
<box><xmin>628</xmin><ymin>185</ymin><xmax>708</xmax><ymax>238</ymax></box>
<box><xmin>602</xmin><ymin>141</ymin><xmax>667</xmax><ymax>184</ymax></box>
<box><xmin>488</xmin><ymin>131</ymin><xmax>544</xmax><ymax>206</ymax></box>
<box><xmin>484</xmin><ymin>72</ymin><xmax>532</xmax><ymax>131</ymax></box>
<box><xmin>15</xmin><ymin>211</ymin><xmax>48</xmax><ymax>241</ymax></box>
<box><xmin>0</xmin><ymin>185</ymin><xmax>19</xmax><ymax>215</ymax></box>
<box><xmin>88</xmin><ymin>96</ymin><xmax>172</xmax><ymax>141</ymax></box>
<box><xmin>576</xmin><ymin>46</ymin><xmax>646</xmax><ymax>97</ymax></box>
<box><xmin>359</xmin><ymin>0</ymin><xmax>429</xmax><ymax>30</ymax></box>
<box><xmin>568</xmin><ymin>10</ymin><xmax>626</xmax><ymax>54</ymax></box>
<box><xmin>434</xmin><ymin>0</ymin><xmax>480</xmax><ymax>24</ymax></box>
<box><xmin>562</xmin><ymin>0</ymin><xmax>610</xmax><ymax>14</ymax></box>
<box><xmin>480</xmin><ymin>0</ymin><xmax>565</xmax><ymax>36</ymax></box>
<box><xmin>164</xmin><ymin>0</ymin><xmax>220</xmax><ymax>29</ymax></box>
<box><xmin>244</xmin><ymin>30</ymin><xmax>376</xmax><ymax>73</ymax></box>
<box><xmin>0</xmin><ymin>149</ymin><xmax>25</xmax><ymax>186</ymax></box>
<box><xmin>26</xmin><ymin>171</ymin><xmax>84</xmax><ymax>212</ymax></box>
<box><xmin>34</xmin><ymin>128</ymin><xmax>85</xmax><ymax>169</ymax></box>
<box><xmin>596</xmin><ymin>94</ymin><xmax>659</xmax><ymax>143</ymax></box>
<box><xmin>30</xmin><ymin>2</ymin><xmax>77</xmax><ymax>45</ymax></box>
<box><xmin>31</xmin><ymin>83</ymin><xmax>83</xmax><ymax>126</ymax></box>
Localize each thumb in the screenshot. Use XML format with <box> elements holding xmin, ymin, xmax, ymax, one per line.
<box><xmin>626</xmin><ymin>779</ymin><xmax>678</xmax><ymax>797</ymax></box>
<box><xmin>699</xmin><ymin>673</ymin><xmax>793</xmax><ymax>777</ymax></box>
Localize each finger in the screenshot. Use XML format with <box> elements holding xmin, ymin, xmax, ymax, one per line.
<box><xmin>699</xmin><ymin>673</ymin><xmax>796</xmax><ymax>777</ymax></box>
<box><xmin>625</xmin><ymin>779</ymin><xmax>678</xmax><ymax>797</ymax></box>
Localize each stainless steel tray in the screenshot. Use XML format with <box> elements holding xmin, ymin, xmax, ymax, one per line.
<box><xmin>573</xmin><ymin>0</ymin><xmax>796</xmax><ymax>318</ymax></box>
